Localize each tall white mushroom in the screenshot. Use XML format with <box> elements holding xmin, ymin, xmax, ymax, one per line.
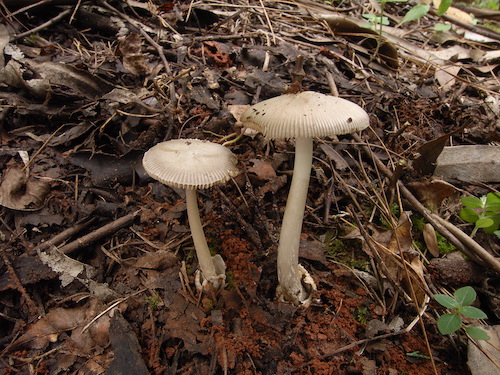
<box><xmin>240</xmin><ymin>91</ymin><xmax>369</xmax><ymax>305</ymax></box>
<box><xmin>143</xmin><ymin>139</ymin><xmax>239</xmax><ymax>291</ymax></box>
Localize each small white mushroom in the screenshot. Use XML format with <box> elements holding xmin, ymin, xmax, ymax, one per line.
<box><xmin>240</xmin><ymin>91</ymin><xmax>369</xmax><ymax>305</ymax></box>
<box><xmin>142</xmin><ymin>139</ymin><xmax>239</xmax><ymax>291</ymax></box>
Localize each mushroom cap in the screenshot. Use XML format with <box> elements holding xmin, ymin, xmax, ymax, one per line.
<box><xmin>240</xmin><ymin>91</ymin><xmax>369</xmax><ymax>139</ymax></box>
<box><xmin>143</xmin><ymin>139</ymin><xmax>239</xmax><ymax>189</ymax></box>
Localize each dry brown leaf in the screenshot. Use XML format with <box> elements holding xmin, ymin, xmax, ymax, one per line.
<box><xmin>0</xmin><ymin>167</ymin><xmax>51</xmax><ymax>211</ymax></box>
<box><xmin>248</xmin><ymin>159</ymin><xmax>277</xmax><ymax>181</ymax></box>
<box><xmin>435</xmin><ymin>65</ymin><xmax>461</xmax><ymax>91</ymax></box>
<box><xmin>11</xmin><ymin>300</ymin><xmax>109</xmax><ymax>351</ymax></box>
<box><xmin>1</xmin><ymin>59</ymin><xmax>112</xmax><ymax>99</ymax></box>
<box><xmin>119</xmin><ymin>34</ymin><xmax>151</xmax><ymax>75</ymax></box>
<box><xmin>423</xmin><ymin>223</ymin><xmax>440</xmax><ymax>257</ymax></box>
<box><xmin>407</xmin><ymin>179</ymin><xmax>458</xmax><ymax>211</ymax></box>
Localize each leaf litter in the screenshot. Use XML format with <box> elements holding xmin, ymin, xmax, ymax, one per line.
<box><xmin>0</xmin><ymin>0</ymin><xmax>499</xmax><ymax>374</ymax></box>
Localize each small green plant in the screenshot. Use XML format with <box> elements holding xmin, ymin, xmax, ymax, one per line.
<box><xmin>146</xmin><ymin>295</ymin><xmax>162</xmax><ymax>309</ymax></box>
<box><xmin>434</xmin><ymin>286</ymin><xmax>490</xmax><ymax>340</ymax></box>
<box><xmin>459</xmin><ymin>193</ymin><xmax>500</xmax><ymax>238</ymax></box>
<box><xmin>363</xmin><ymin>0</ymin><xmax>453</xmax><ymax>32</ymax></box>
<box><xmin>356</xmin><ymin>306</ymin><xmax>368</xmax><ymax>324</ymax></box>
<box><xmin>323</xmin><ymin>231</ymin><xmax>368</xmax><ymax>270</ymax></box>
<box><xmin>406</xmin><ymin>351</ymin><xmax>430</xmax><ymax>359</ymax></box>
<box><xmin>363</xmin><ymin>0</ymin><xmax>407</xmax><ymax>29</ymax></box>
<box><xmin>473</xmin><ymin>0</ymin><xmax>499</xmax><ymax>11</ymax></box>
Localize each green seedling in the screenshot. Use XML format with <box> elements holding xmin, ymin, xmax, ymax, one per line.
<box><xmin>459</xmin><ymin>193</ymin><xmax>500</xmax><ymax>238</ymax></box>
<box><xmin>363</xmin><ymin>0</ymin><xmax>453</xmax><ymax>32</ymax></box>
<box><xmin>356</xmin><ymin>306</ymin><xmax>368</xmax><ymax>325</ymax></box>
<box><xmin>406</xmin><ymin>351</ymin><xmax>430</xmax><ymax>359</ymax></box>
<box><xmin>434</xmin><ymin>286</ymin><xmax>490</xmax><ymax>340</ymax></box>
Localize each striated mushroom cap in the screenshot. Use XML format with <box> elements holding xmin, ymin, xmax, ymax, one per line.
<box><xmin>240</xmin><ymin>91</ymin><xmax>369</xmax><ymax>139</ymax></box>
<box><xmin>143</xmin><ymin>139</ymin><xmax>239</xmax><ymax>189</ymax></box>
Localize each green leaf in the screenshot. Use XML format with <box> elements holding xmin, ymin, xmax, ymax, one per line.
<box><xmin>454</xmin><ymin>286</ymin><xmax>476</xmax><ymax>306</ymax></box>
<box><xmin>434</xmin><ymin>23</ymin><xmax>451</xmax><ymax>31</ymax></box>
<box><xmin>434</xmin><ymin>294</ymin><xmax>459</xmax><ymax>309</ymax></box>
<box><xmin>482</xmin><ymin>215</ymin><xmax>500</xmax><ymax>234</ymax></box>
<box><xmin>475</xmin><ymin>217</ymin><xmax>494</xmax><ymax>229</ymax></box>
<box><xmin>461</xmin><ymin>196</ymin><xmax>483</xmax><ymax>209</ymax></box>
<box><xmin>466</xmin><ymin>326</ymin><xmax>490</xmax><ymax>341</ymax></box>
<box><xmin>460</xmin><ymin>208</ymin><xmax>480</xmax><ymax>224</ymax></box>
<box><xmin>437</xmin><ymin>0</ymin><xmax>453</xmax><ymax>16</ymax></box>
<box><xmin>401</xmin><ymin>4</ymin><xmax>430</xmax><ymax>24</ymax></box>
<box><xmin>494</xmin><ymin>230</ymin><xmax>500</xmax><ymax>237</ymax></box>
<box><xmin>485</xmin><ymin>193</ymin><xmax>500</xmax><ymax>211</ymax></box>
<box><xmin>461</xmin><ymin>306</ymin><xmax>487</xmax><ymax>319</ymax></box>
<box><xmin>437</xmin><ymin>314</ymin><xmax>462</xmax><ymax>335</ymax></box>
<box><xmin>362</xmin><ymin>14</ymin><xmax>389</xmax><ymax>26</ymax></box>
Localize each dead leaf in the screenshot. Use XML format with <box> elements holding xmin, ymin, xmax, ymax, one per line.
<box><xmin>321</xmin><ymin>15</ymin><xmax>399</xmax><ymax>69</ymax></box>
<box><xmin>119</xmin><ymin>34</ymin><xmax>151</xmax><ymax>76</ymax></box>
<box><xmin>0</xmin><ymin>59</ymin><xmax>112</xmax><ymax>100</ymax></box>
<box><xmin>435</xmin><ymin>65</ymin><xmax>461</xmax><ymax>91</ymax></box>
<box><xmin>11</xmin><ymin>300</ymin><xmax>109</xmax><ymax>351</ymax></box>
<box><xmin>370</xmin><ymin>212</ymin><xmax>429</xmax><ymax>304</ymax></box>
<box><xmin>407</xmin><ymin>179</ymin><xmax>458</xmax><ymax>211</ymax></box>
<box><xmin>23</xmin><ymin>123</ymin><xmax>93</xmax><ymax>146</ymax></box>
<box><xmin>411</xmin><ymin>123</ymin><xmax>467</xmax><ymax>176</ymax></box>
<box><xmin>320</xmin><ymin>143</ymin><xmax>349</xmax><ymax>170</ymax></box>
<box><xmin>248</xmin><ymin>159</ymin><xmax>277</xmax><ymax>181</ymax></box>
<box><xmin>133</xmin><ymin>250</ymin><xmax>178</xmax><ymax>270</ymax></box>
<box><xmin>0</xmin><ymin>167</ymin><xmax>51</xmax><ymax>211</ymax></box>
<box><xmin>432</xmin><ymin>0</ymin><xmax>474</xmax><ymax>24</ymax></box>
<box><xmin>423</xmin><ymin>223</ymin><xmax>440</xmax><ymax>257</ymax></box>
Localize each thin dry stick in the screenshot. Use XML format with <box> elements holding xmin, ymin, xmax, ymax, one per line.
<box><xmin>10</xmin><ymin>8</ymin><xmax>72</xmax><ymax>42</ymax></box>
<box><xmin>352</xmin><ymin>133</ymin><xmax>500</xmax><ymax>274</ymax></box>
<box><xmin>36</xmin><ymin>218</ymin><xmax>97</xmax><ymax>251</ymax></box>
<box><xmin>258</xmin><ymin>0</ymin><xmax>276</xmax><ymax>44</ymax></box>
<box><xmin>58</xmin><ymin>210</ymin><xmax>140</xmax><ymax>254</ymax></box>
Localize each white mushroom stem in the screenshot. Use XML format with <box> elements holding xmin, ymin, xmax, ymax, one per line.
<box><xmin>277</xmin><ymin>137</ymin><xmax>314</xmax><ymax>304</ymax></box>
<box><xmin>185</xmin><ymin>188</ymin><xmax>218</xmax><ymax>282</ymax></box>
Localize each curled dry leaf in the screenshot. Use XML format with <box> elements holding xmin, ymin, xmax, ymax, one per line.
<box><xmin>407</xmin><ymin>179</ymin><xmax>458</xmax><ymax>212</ymax></box>
<box><xmin>0</xmin><ymin>59</ymin><xmax>112</xmax><ymax>100</ymax></box>
<box><xmin>11</xmin><ymin>300</ymin><xmax>110</xmax><ymax>351</ymax></box>
<box><xmin>321</xmin><ymin>15</ymin><xmax>399</xmax><ymax>69</ymax></box>
<box><xmin>248</xmin><ymin>159</ymin><xmax>277</xmax><ymax>181</ymax></box>
<box><xmin>423</xmin><ymin>223</ymin><xmax>440</xmax><ymax>257</ymax></box>
<box><xmin>0</xmin><ymin>167</ymin><xmax>51</xmax><ymax>211</ymax></box>
<box><xmin>118</xmin><ymin>33</ymin><xmax>151</xmax><ymax>75</ymax></box>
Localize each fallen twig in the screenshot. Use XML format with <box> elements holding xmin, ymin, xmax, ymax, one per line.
<box><xmin>10</xmin><ymin>7</ymin><xmax>72</xmax><ymax>42</ymax></box>
<box><xmin>58</xmin><ymin>210</ymin><xmax>140</xmax><ymax>254</ymax></box>
<box><xmin>352</xmin><ymin>133</ymin><xmax>500</xmax><ymax>274</ymax></box>
<box><xmin>36</xmin><ymin>217</ymin><xmax>97</xmax><ymax>251</ymax></box>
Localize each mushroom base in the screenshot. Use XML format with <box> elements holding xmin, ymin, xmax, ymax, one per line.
<box><xmin>276</xmin><ymin>264</ymin><xmax>316</xmax><ymax>306</ymax></box>
<box><xmin>194</xmin><ymin>254</ymin><xmax>227</xmax><ymax>292</ymax></box>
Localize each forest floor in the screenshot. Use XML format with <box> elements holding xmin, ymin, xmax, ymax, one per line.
<box><xmin>0</xmin><ymin>0</ymin><xmax>499</xmax><ymax>374</ymax></box>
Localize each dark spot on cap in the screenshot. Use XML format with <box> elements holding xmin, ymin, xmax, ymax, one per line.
<box><xmin>347</xmin><ymin>117</ymin><xmax>353</xmax><ymax>123</ymax></box>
